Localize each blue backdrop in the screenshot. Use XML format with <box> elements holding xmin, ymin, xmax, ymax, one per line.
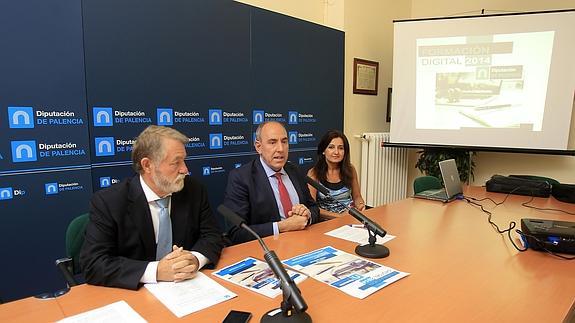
<box><xmin>0</xmin><ymin>0</ymin><xmax>343</xmax><ymax>301</ymax></box>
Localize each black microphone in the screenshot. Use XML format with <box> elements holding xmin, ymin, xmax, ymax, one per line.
<box><xmin>306</xmin><ymin>176</ymin><xmax>330</xmax><ymax>196</ymax></box>
<box><xmin>217</xmin><ymin>205</ymin><xmax>311</xmax><ymax>322</ymax></box>
<box><xmin>219</xmin><ymin>204</ymin><xmax>270</xmax><ymax>253</ymax></box>
<box><xmin>306</xmin><ymin>176</ymin><xmax>390</xmax><ymax>259</ymax></box>
<box><xmin>305</xmin><ymin>176</ymin><xmax>386</xmax><ymax>237</ymax></box>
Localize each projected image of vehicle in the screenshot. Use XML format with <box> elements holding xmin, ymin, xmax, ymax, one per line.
<box><xmin>435</xmin><ymin>72</ymin><xmax>502</xmax><ymax>104</ymax></box>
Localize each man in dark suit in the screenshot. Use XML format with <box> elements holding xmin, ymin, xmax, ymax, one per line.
<box><xmin>223</xmin><ymin>121</ymin><xmax>319</xmax><ymax>244</ymax></box>
<box><xmin>80</xmin><ymin>125</ymin><xmax>223</xmax><ymax>290</ymax></box>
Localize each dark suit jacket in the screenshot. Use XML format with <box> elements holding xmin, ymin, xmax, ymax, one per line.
<box><xmin>223</xmin><ymin>159</ymin><xmax>319</xmax><ymax>244</ymax></box>
<box><xmin>80</xmin><ymin>175</ymin><xmax>223</xmax><ymax>290</ymax></box>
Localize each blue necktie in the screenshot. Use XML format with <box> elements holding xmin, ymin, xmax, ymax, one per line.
<box><xmin>156</xmin><ymin>197</ymin><xmax>172</xmax><ymax>260</ymax></box>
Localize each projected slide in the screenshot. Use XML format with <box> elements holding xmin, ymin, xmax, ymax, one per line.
<box><xmin>416</xmin><ymin>31</ymin><xmax>554</xmax><ymax>130</ymax></box>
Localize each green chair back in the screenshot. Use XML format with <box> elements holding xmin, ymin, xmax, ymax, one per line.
<box><xmin>65</xmin><ymin>213</ymin><xmax>89</xmax><ymax>274</ymax></box>
<box><xmin>414</xmin><ymin>176</ymin><xmax>443</xmax><ymax>194</ymax></box>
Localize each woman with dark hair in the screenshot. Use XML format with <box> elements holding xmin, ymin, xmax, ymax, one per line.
<box><xmin>307</xmin><ymin>130</ymin><xmax>365</xmax><ymax>220</ymax></box>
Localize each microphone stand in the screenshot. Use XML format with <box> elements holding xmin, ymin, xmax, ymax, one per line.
<box><xmin>306</xmin><ymin>177</ymin><xmax>390</xmax><ymax>259</ymax></box>
<box><xmin>217</xmin><ymin>205</ymin><xmax>311</xmax><ymax>322</ymax></box>
<box><xmin>244</xmin><ymin>225</ymin><xmax>311</xmax><ymax>323</ymax></box>
<box><xmin>262</xmin><ymin>249</ymin><xmax>312</xmax><ymax>323</ymax></box>
<box><xmin>351</xmin><ymin>210</ymin><xmax>390</xmax><ymax>258</ymax></box>
<box><xmin>346</xmin><ymin>207</ymin><xmax>390</xmax><ymax>259</ymax></box>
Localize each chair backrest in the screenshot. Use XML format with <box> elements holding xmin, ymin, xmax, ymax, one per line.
<box><xmin>65</xmin><ymin>213</ymin><xmax>89</xmax><ymax>274</ymax></box>
<box><xmin>414</xmin><ymin>176</ymin><xmax>443</xmax><ymax>194</ymax></box>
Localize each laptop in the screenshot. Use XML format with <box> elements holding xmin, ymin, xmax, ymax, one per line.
<box><xmin>414</xmin><ymin>159</ymin><xmax>463</xmax><ymax>202</ymax></box>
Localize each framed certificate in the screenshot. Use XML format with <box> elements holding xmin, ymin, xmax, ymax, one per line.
<box><xmin>353</xmin><ymin>58</ymin><xmax>379</xmax><ymax>95</ymax></box>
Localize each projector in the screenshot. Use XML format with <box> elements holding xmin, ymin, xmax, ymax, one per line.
<box><xmin>520</xmin><ymin>218</ymin><xmax>575</xmax><ymax>254</ymax></box>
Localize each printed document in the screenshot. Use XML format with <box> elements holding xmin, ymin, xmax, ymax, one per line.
<box><xmin>57</xmin><ymin>300</ymin><xmax>145</xmax><ymax>322</ymax></box>
<box><xmin>144</xmin><ymin>272</ymin><xmax>236</xmax><ymax>318</ymax></box>
<box><xmin>325</xmin><ymin>225</ymin><xmax>395</xmax><ymax>245</ymax></box>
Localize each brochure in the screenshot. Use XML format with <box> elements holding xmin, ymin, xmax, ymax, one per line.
<box><xmin>283</xmin><ymin>246</ymin><xmax>409</xmax><ymax>299</ymax></box>
<box><xmin>213</xmin><ymin>257</ymin><xmax>306</xmax><ymax>298</ymax></box>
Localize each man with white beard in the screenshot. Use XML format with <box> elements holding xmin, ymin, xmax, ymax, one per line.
<box><xmin>80</xmin><ymin>125</ymin><xmax>223</xmax><ymax>290</ymax></box>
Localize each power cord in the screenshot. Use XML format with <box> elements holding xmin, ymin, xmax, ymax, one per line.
<box><xmin>474</xmin><ymin>184</ymin><xmax>575</xmax><ymax>215</ymax></box>
<box><xmin>463</xmin><ymin>195</ymin><xmax>525</xmax><ymax>251</ymax></box>
<box><xmin>464</xmin><ymin>188</ymin><xmax>575</xmax><ymax>259</ymax></box>
<box><xmin>520</xmin><ymin>195</ymin><xmax>575</xmax><ymax>215</ymax></box>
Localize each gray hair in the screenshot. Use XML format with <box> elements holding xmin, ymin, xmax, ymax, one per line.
<box><xmin>131</xmin><ymin>125</ymin><xmax>188</xmax><ymax>173</ymax></box>
<box><xmin>255</xmin><ymin>121</ymin><xmax>286</xmax><ymax>141</ymax></box>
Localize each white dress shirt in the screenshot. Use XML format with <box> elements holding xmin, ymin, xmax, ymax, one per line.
<box><xmin>259</xmin><ymin>157</ymin><xmax>300</xmax><ymax>235</ymax></box>
<box><xmin>139</xmin><ymin>176</ymin><xmax>209</xmax><ymax>283</ymax></box>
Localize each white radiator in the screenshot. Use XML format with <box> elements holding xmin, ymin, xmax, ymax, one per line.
<box><xmin>360</xmin><ymin>132</ymin><xmax>408</xmax><ymax>206</ymax></box>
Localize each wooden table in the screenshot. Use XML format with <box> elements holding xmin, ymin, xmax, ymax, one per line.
<box><xmin>0</xmin><ymin>296</ymin><xmax>64</xmax><ymax>322</ymax></box>
<box><xmin>4</xmin><ymin>187</ymin><xmax>575</xmax><ymax>322</ymax></box>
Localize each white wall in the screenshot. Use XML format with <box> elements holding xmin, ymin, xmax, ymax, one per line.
<box><xmin>234</xmin><ymin>0</ymin><xmax>327</xmax><ymax>26</ymax></box>
<box><xmin>343</xmin><ymin>1</ymin><xmax>410</xmax><ymax>168</ymax></box>
<box><xmin>410</xmin><ymin>0</ymin><xmax>575</xmax><ymax>18</ymax></box>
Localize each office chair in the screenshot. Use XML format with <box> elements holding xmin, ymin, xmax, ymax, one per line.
<box><xmin>413</xmin><ymin>176</ymin><xmax>443</xmax><ymax>194</ymax></box>
<box><xmin>55</xmin><ymin>213</ymin><xmax>89</xmax><ymax>287</ymax></box>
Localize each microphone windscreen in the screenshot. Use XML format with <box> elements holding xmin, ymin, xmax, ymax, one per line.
<box><xmin>217</xmin><ymin>204</ymin><xmax>245</xmax><ymax>227</ymax></box>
